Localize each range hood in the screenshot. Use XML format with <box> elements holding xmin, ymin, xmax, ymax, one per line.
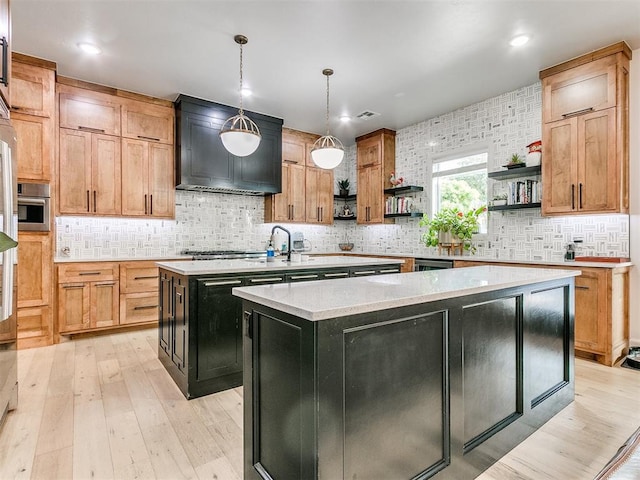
<box><xmin>175</xmin><ymin>94</ymin><xmax>283</xmax><ymax>195</ymax></box>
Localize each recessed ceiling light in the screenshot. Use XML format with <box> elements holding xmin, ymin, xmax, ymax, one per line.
<box><xmin>428</xmin><ymin>141</ymin><xmax>438</xmax><ymax>147</ymax></box>
<box><xmin>340</xmin><ymin>115</ymin><xmax>351</xmax><ymax>122</ymax></box>
<box><xmin>241</xmin><ymin>87</ymin><xmax>252</xmax><ymax>97</ymax></box>
<box><xmin>78</xmin><ymin>42</ymin><xmax>102</xmax><ymax>55</ymax></box>
<box><xmin>510</xmin><ymin>35</ymin><xmax>529</xmax><ymax>47</ymax></box>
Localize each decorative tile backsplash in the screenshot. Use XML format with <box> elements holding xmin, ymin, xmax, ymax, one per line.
<box><xmin>56</xmin><ymin>81</ymin><xmax>629</xmax><ymax>261</ymax></box>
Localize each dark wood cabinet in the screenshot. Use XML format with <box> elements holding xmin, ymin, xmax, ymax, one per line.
<box><xmin>174</xmin><ymin>94</ymin><xmax>283</xmax><ymax>194</ymax></box>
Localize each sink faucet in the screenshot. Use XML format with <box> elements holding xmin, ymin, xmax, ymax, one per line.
<box><xmin>271</xmin><ymin>225</ymin><xmax>291</xmax><ymax>262</ymax></box>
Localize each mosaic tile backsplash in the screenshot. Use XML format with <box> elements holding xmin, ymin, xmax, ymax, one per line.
<box><xmin>56</xmin><ymin>81</ymin><xmax>629</xmax><ymax>261</ymax></box>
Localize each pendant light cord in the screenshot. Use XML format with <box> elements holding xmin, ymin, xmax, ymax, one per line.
<box><xmin>238</xmin><ymin>41</ymin><xmax>244</xmax><ymax>115</ymax></box>
<box><xmin>325</xmin><ymin>73</ymin><xmax>330</xmax><ymax>136</ymax></box>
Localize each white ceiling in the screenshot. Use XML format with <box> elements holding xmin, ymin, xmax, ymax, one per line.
<box><xmin>11</xmin><ymin>1</ymin><xmax>640</xmax><ymax>146</ymax></box>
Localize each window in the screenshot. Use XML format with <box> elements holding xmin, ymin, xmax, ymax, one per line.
<box><xmin>432</xmin><ymin>151</ymin><xmax>488</xmax><ymax>233</ymax></box>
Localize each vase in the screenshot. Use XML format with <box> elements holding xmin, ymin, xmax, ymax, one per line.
<box><xmin>437</xmin><ymin>231</ymin><xmax>462</xmax><ymax>246</ymax></box>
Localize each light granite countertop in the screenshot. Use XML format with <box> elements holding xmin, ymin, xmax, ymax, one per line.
<box><xmin>232</xmin><ymin>265</ymin><xmax>580</xmax><ymax>321</ymax></box>
<box><xmin>155</xmin><ymin>255</ymin><xmax>404</xmax><ymax>276</ymax></box>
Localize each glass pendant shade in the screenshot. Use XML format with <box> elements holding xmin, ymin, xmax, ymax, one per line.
<box><xmin>220</xmin><ymin>34</ymin><xmax>261</xmax><ymax>157</ymax></box>
<box><xmin>219</xmin><ymin>113</ymin><xmax>261</xmax><ymax>157</ymax></box>
<box><xmin>311</xmin><ymin>134</ymin><xmax>344</xmax><ymax>169</ymax></box>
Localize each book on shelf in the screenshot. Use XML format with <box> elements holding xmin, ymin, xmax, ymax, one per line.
<box><xmin>385</xmin><ymin>196</ymin><xmax>416</xmax><ymax>215</ymax></box>
<box><xmin>507</xmin><ymin>180</ymin><xmax>542</xmax><ymax>205</ymax></box>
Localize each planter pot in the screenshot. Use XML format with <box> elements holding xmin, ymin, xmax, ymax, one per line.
<box><xmin>492</xmin><ymin>199</ymin><xmax>507</xmax><ymax>206</ymax></box>
<box><xmin>339</xmin><ymin>189</ymin><xmax>349</xmax><ymax>197</ymax></box>
<box><xmin>438</xmin><ymin>231</ymin><xmax>462</xmax><ymax>246</ymax></box>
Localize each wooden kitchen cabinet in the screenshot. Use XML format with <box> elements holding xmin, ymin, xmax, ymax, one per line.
<box><xmin>305</xmin><ymin>166</ymin><xmax>333</xmax><ymax>224</ymax></box>
<box><xmin>17</xmin><ymin>306</ymin><xmax>52</xmax><ymax>349</ymax></box>
<box><xmin>540</xmin><ymin>42</ymin><xmax>630</xmax><ymax>216</ymax></box>
<box><xmin>119</xmin><ymin>261</ymin><xmax>160</xmax><ymax>326</ymax></box>
<box><xmin>356</xmin><ymin>129</ymin><xmax>395</xmax><ymax>224</ymax></box>
<box><xmin>12</xmin><ymin>113</ymin><xmax>53</xmax><ymax>181</ymax></box>
<box><xmin>57</xmin><ymin>262</ymin><xmax>119</xmax><ymax>333</ymax></box>
<box><xmin>121</xmin><ymin>138</ymin><xmax>174</xmax><ymax>218</ymax></box>
<box><xmin>58</xmin><ymin>84</ymin><xmax>121</xmax><ymax>136</ymax></box>
<box><xmin>121</xmin><ymin>98</ymin><xmax>174</xmax><ymax>144</ymax></box>
<box><xmin>58</xmin><ymin>128</ymin><xmax>121</xmax><ymax>215</ymax></box>
<box><xmin>453</xmin><ymin>260</ymin><xmax>629</xmax><ymax>366</ymax></box>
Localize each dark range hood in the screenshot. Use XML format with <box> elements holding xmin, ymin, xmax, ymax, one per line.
<box><xmin>175</xmin><ymin>94</ymin><xmax>283</xmax><ymax>195</ymax></box>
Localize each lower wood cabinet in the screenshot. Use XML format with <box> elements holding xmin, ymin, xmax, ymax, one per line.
<box><xmin>119</xmin><ymin>261</ymin><xmax>160</xmax><ymax>325</ymax></box>
<box><xmin>453</xmin><ymin>260</ymin><xmax>629</xmax><ymax>366</ymax></box>
<box><xmin>17</xmin><ymin>306</ymin><xmax>52</xmax><ymax>349</ymax></box>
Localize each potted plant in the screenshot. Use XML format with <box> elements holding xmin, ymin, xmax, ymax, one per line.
<box><xmin>419</xmin><ymin>206</ymin><xmax>486</xmax><ymax>254</ymax></box>
<box><xmin>505</xmin><ymin>153</ymin><xmax>525</xmax><ymax>169</ymax></box>
<box><xmin>337</xmin><ymin>178</ymin><xmax>350</xmax><ymax>196</ymax></box>
<box><xmin>491</xmin><ymin>193</ymin><xmax>508</xmax><ymax>206</ymax></box>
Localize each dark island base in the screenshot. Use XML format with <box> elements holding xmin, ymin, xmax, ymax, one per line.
<box><xmin>243</xmin><ymin>277</ymin><xmax>575</xmax><ymax>479</ymax></box>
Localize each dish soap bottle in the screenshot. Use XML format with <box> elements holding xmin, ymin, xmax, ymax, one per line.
<box><xmin>267</xmin><ymin>241</ymin><xmax>275</xmax><ymax>262</ymax></box>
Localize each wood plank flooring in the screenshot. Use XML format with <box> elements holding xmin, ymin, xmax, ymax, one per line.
<box><xmin>0</xmin><ymin>328</ymin><xmax>638</xmax><ymax>480</ymax></box>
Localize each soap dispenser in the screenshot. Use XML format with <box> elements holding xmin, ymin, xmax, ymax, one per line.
<box><xmin>564</xmin><ymin>243</ymin><xmax>575</xmax><ymax>261</ymax></box>
<box><xmin>267</xmin><ymin>240</ymin><xmax>275</xmax><ymax>262</ymax></box>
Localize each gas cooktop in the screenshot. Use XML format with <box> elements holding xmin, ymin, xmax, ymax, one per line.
<box><xmin>182</xmin><ymin>250</ymin><xmax>267</xmax><ymax>260</ymax></box>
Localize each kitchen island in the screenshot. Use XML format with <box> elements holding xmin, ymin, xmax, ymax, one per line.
<box><xmin>233</xmin><ymin>265</ymin><xmax>579</xmax><ymax>480</ymax></box>
<box><xmin>156</xmin><ymin>256</ymin><xmax>404</xmax><ymax>398</ymax></box>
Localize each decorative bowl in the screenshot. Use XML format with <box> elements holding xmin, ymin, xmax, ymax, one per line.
<box><xmin>339</xmin><ymin>243</ymin><xmax>354</xmax><ymax>251</ymax></box>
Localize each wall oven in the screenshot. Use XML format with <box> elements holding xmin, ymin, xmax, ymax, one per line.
<box><xmin>17</xmin><ymin>183</ymin><xmax>50</xmax><ymax>231</ymax></box>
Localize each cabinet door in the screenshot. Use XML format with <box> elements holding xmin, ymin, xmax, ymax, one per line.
<box><xmin>577</xmin><ymin>108</ymin><xmax>617</xmax><ymax>212</ymax></box>
<box><xmin>305</xmin><ymin>167</ymin><xmax>333</xmax><ymax>224</ymax></box>
<box><xmin>92</xmin><ymin>134</ymin><xmax>121</xmax><ymax>215</ymax></box>
<box><xmin>121</xmin><ymin>138</ymin><xmax>149</xmax><ymax>216</ymax></box>
<box><xmin>357</xmin><ymin>165</ymin><xmax>383</xmax><ymax>224</ymax></box>
<box><xmin>159</xmin><ymin>272</ymin><xmax>172</xmax><ymax>356</ymax></box>
<box><xmin>543</xmin><ymin>55</ymin><xmax>617</xmax><ymax>123</ymax></box>
<box><xmin>17</xmin><ymin>306</ymin><xmax>52</xmax><ymax>347</ymax></box>
<box><xmin>58</xmin><ymin>282</ymin><xmax>91</xmax><ymax>333</ymax></box>
<box><xmin>356</xmin><ymin>167</ymin><xmax>370</xmax><ymax>223</ymax></box>
<box><xmin>13</xmin><ymin>112</ymin><xmax>53</xmax><ymax>181</ymax></box>
<box><xmin>59</xmin><ymin>91</ymin><xmax>121</xmax><ymax>136</ymax></box>
<box><xmin>59</xmin><ymin>128</ymin><xmax>92</xmax><ymax>214</ymax></box>
<box><xmin>542</xmin><ymin>118</ymin><xmax>578</xmax><ymax>215</ymax></box>
<box><xmin>196</xmin><ymin>277</ymin><xmax>244</xmax><ymax>380</ymax></box>
<box><xmin>10</xmin><ymin>60</ymin><xmax>55</xmax><ymax>117</ymax></box>
<box><xmin>269</xmin><ymin>163</ymin><xmax>292</xmax><ymax>222</ymax></box>
<box><xmin>120</xmin><ymin>292</ymin><xmax>159</xmax><ymax>325</ymax></box>
<box><xmin>121</xmin><ymin>100</ymin><xmax>174</xmax><ymax>144</ymax></box>
<box><xmin>289</xmin><ymin>162</ymin><xmax>306</xmax><ymax>222</ymax></box>
<box><xmin>282</xmin><ymin>138</ymin><xmax>305</xmax><ymax>165</ymax></box>
<box><xmin>91</xmin><ymin>281</ymin><xmax>119</xmax><ymax>328</ymax></box>
<box><xmin>148</xmin><ymin>142</ymin><xmax>174</xmax><ymax>218</ymax></box>
<box><xmin>574</xmin><ymin>269</ymin><xmax>607</xmax><ymax>354</ymax></box>
<box><xmin>357</xmin><ymin>135</ymin><xmax>382</xmax><ymax>168</ymax></box>
<box><xmin>17</xmin><ymin>232</ymin><xmax>51</xmax><ymax>308</ymax></box>
<box><xmin>172</xmin><ymin>278</ymin><xmax>187</xmax><ymax>371</ymax></box>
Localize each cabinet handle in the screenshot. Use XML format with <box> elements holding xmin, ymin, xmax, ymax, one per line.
<box><xmin>320</xmin><ymin>207</ymin><xmax>323</xmax><ymax>222</ymax></box>
<box><xmin>361</xmin><ymin>162</ymin><xmax>376</xmax><ymax>168</ymax></box>
<box><xmin>79</xmin><ymin>272</ymin><xmax>102</xmax><ymax>276</ymax></box>
<box><xmin>562</xmin><ymin>107</ymin><xmax>594</xmax><ymax>118</ymax></box>
<box><xmin>379</xmin><ymin>269</ymin><xmax>400</xmax><ymax>273</ymax></box>
<box><xmin>144</xmin><ymin>194</ymin><xmax>148</xmax><ymax>215</ymax></box>
<box><xmin>78</xmin><ymin>126</ymin><xmax>106</xmax><ymax>134</ymax></box>
<box><xmin>353</xmin><ymin>270</ymin><xmax>376</xmax><ymax>275</ymax></box>
<box><xmin>62</xmin><ymin>284</ymin><xmax>84</xmax><ymax>289</ymax></box>
<box><xmin>150</xmin><ymin>195</ymin><xmax>153</xmax><ymax>215</ymax></box>
<box><xmin>290</xmin><ymin>274</ymin><xmax>319</xmax><ymax>280</ymax></box>
<box><xmin>283</xmin><ymin>159</ymin><xmax>299</xmax><ymax>164</ymax></box>
<box><xmin>324</xmin><ymin>272</ymin><xmax>349</xmax><ymax>278</ymax></box>
<box><xmin>575</xmin><ymin>285</ymin><xmax>589</xmax><ymax>290</ymax></box>
<box><xmin>134</xmin><ymin>275</ymin><xmax>158</xmax><ymax>280</ymax></box>
<box><xmin>95</xmin><ymin>282</ymin><xmax>116</xmax><ymax>287</ymax></box>
<box><xmin>203</xmin><ymin>280</ymin><xmax>242</xmax><ymax>286</ymax></box>
<box><xmin>133</xmin><ymin>305</ymin><xmax>159</xmax><ymax>310</ymax></box>
<box><xmin>86</xmin><ymin>190</ymin><xmax>90</xmax><ymax>212</ymax></box>
<box><xmin>579</xmin><ymin>183</ymin><xmax>583</xmax><ymax>209</ymax></box>
<box><xmin>0</xmin><ymin>37</ymin><xmax>7</xmax><ymax>87</ymax></box>
<box><xmin>137</xmin><ymin>135</ymin><xmax>160</xmax><ymax>142</ymax></box>
<box><xmin>571</xmin><ymin>184</ymin><xmax>575</xmax><ymax>210</ymax></box>
<box><xmin>93</xmin><ymin>191</ymin><xmax>97</xmax><ymax>213</ymax></box>
<box><xmin>250</xmin><ymin>277</ymin><xmax>283</xmax><ymax>283</ymax></box>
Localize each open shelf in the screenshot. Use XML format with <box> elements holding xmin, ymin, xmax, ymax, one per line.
<box><xmin>333</xmin><ymin>216</ymin><xmax>356</xmax><ymax>221</ymax></box>
<box><xmin>384</xmin><ymin>185</ymin><xmax>424</xmax><ymax>195</ymax></box>
<box><xmin>334</xmin><ymin>194</ymin><xmax>357</xmax><ymax>201</ymax></box>
<box><xmin>488</xmin><ymin>165</ymin><xmax>541</xmax><ymax>180</ymax></box>
<box><xmin>384</xmin><ymin>212</ymin><xmax>424</xmax><ymax>218</ymax></box>
<box><xmin>488</xmin><ymin>202</ymin><xmax>541</xmax><ymax>211</ymax></box>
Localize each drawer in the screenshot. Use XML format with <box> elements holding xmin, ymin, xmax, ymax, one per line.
<box><xmin>120</xmin><ymin>292</ymin><xmax>159</xmax><ymax>325</ymax></box>
<box><xmin>120</xmin><ymin>264</ymin><xmax>159</xmax><ymax>293</ymax></box>
<box><xmin>58</xmin><ymin>262</ymin><xmax>118</xmax><ymax>283</ymax></box>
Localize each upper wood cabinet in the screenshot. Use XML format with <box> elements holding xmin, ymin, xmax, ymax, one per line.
<box><xmin>540</xmin><ymin>42</ymin><xmax>630</xmax><ymax>216</ymax></box>
<box><xmin>59</xmin><ymin>128</ymin><xmax>121</xmax><ymax>215</ymax></box>
<box><xmin>305</xmin><ymin>167</ymin><xmax>333</xmax><ymax>225</ymax></box>
<box><xmin>356</xmin><ymin>129</ymin><xmax>395</xmax><ymax>224</ymax></box>
<box><xmin>121</xmin><ymin>138</ymin><xmax>174</xmax><ymax>218</ymax></box>
<box><xmin>0</xmin><ymin>0</ymin><xmax>10</xmax><ymax>117</ymax></box>
<box><xmin>121</xmin><ymin>99</ymin><xmax>174</xmax><ymax>144</ymax></box>
<box><xmin>10</xmin><ymin>55</ymin><xmax>55</xmax><ymax>117</ymax></box>
<box><xmin>58</xmin><ymin>84</ymin><xmax>121</xmax><ymax>136</ymax></box>
<box><xmin>12</xmin><ymin>112</ymin><xmax>52</xmax><ymax>181</ymax></box>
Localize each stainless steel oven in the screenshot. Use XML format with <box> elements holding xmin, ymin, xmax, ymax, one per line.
<box><xmin>17</xmin><ymin>183</ymin><xmax>50</xmax><ymax>231</ymax></box>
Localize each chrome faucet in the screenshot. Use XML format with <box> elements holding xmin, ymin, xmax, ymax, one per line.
<box><xmin>271</xmin><ymin>225</ymin><xmax>291</xmax><ymax>262</ymax></box>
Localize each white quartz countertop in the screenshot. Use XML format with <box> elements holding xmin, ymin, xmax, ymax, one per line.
<box><xmin>232</xmin><ymin>266</ymin><xmax>580</xmax><ymax>321</ymax></box>
<box><xmin>155</xmin><ymin>255</ymin><xmax>403</xmax><ymax>275</ymax></box>
<box><xmin>55</xmin><ymin>255</ymin><xmax>191</xmax><ymax>263</ymax></box>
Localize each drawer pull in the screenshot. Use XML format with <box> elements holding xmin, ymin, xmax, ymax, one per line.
<box><xmin>561</xmin><ymin>107</ymin><xmax>594</xmax><ymax>118</ymax></box>
<box><xmin>379</xmin><ymin>269</ymin><xmax>400</xmax><ymax>273</ymax></box>
<box><xmin>324</xmin><ymin>272</ymin><xmax>349</xmax><ymax>278</ymax></box>
<box><xmin>204</xmin><ymin>280</ymin><xmax>242</xmax><ymax>286</ymax></box>
<box><xmin>250</xmin><ymin>277</ymin><xmax>283</xmax><ymax>283</ymax></box>
<box><xmin>134</xmin><ymin>275</ymin><xmax>158</xmax><ymax>280</ymax></box>
<box><xmin>95</xmin><ymin>282</ymin><xmax>116</xmax><ymax>287</ymax></box>
<box><xmin>353</xmin><ymin>270</ymin><xmax>376</xmax><ymax>275</ymax></box>
<box><xmin>361</xmin><ymin>162</ymin><xmax>376</xmax><ymax>168</ymax></box>
<box><xmin>290</xmin><ymin>275</ymin><xmax>318</xmax><ymax>280</ymax></box>
<box><xmin>575</xmin><ymin>285</ymin><xmax>590</xmax><ymax>290</ymax></box>
<box><xmin>62</xmin><ymin>284</ymin><xmax>84</xmax><ymax>289</ymax></box>
<box><xmin>78</xmin><ymin>126</ymin><xmax>106</xmax><ymax>133</ymax></box>
<box><xmin>283</xmin><ymin>159</ymin><xmax>300</xmax><ymax>164</ymax></box>
<box><xmin>137</xmin><ymin>135</ymin><xmax>161</xmax><ymax>142</ymax></box>
<box><xmin>133</xmin><ymin>305</ymin><xmax>159</xmax><ymax>310</ymax></box>
<box><xmin>79</xmin><ymin>272</ymin><xmax>102</xmax><ymax>276</ymax></box>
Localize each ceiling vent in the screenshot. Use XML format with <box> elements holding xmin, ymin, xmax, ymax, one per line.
<box><xmin>356</xmin><ymin>110</ymin><xmax>380</xmax><ymax>120</ymax></box>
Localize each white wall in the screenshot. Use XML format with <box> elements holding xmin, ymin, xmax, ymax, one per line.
<box><xmin>628</xmin><ymin>48</ymin><xmax>639</xmax><ymax>346</ymax></box>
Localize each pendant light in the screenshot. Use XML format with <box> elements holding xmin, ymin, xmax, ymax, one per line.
<box><xmin>219</xmin><ymin>34</ymin><xmax>261</xmax><ymax>157</ymax></box>
<box><xmin>311</xmin><ymin>68</ymin><xmax>344</xmax><ymax>169</ymax></box>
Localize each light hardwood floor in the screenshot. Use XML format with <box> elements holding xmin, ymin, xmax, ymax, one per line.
<box><xmin>0</xmin><ymin>328</ymin><xmax>638</xmax><ymax>480</ymax></box>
